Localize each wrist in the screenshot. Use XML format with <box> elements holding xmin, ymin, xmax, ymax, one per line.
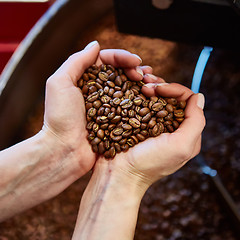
<box><xmin>72</xmin><ymin>158</ymin><xmax>149</xmax><ymax>240</ymax></box>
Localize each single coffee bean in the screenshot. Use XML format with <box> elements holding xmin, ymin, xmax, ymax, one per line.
<box><xmin>174</xmin><ymin>109</ymin><xmax>185</xmax><ymax>118</ymax></box>
<box><xmin>112</xmin><ymin>127</ymin><xmax>124</xmax><ymax>135</ymax></box>
<box><xmin>129</xmin><ymin>118</ymin><xmax>141</xmax><ymax>128</ymax></box>
<box><xmin>131</xmin><ymin>135</ymin><xmax>139</xmax><ymax>144</ymax></box>
<box><xmin>114</xmin><ymin>143</ymin><xmax>122</xmax><ymax>153</ymax></box>
<box><xmin>152</xmin><ymin>102</ymin><xmax>163</xmax><ymax>111</ymax></box>
<box><xmin>166</xmin><ymin>104</ymin><xmax>174</xmax><ymax>113</ymax></box>
<box><xmin>178</xmin><ymin>100</ymin><xmax>186</xmax><ymax>109</ymax></box>
<box><xmin>87</xmin><ymin>92</ymin><xmax>99</xmax><ymax>102</ymax></box>
<box><xmin>139</xmin><ymin>107</ymin><xmax>150</xmax><ymax>117</ymax></box>
<box><xmin>93</xmin><ymin>100</ymin><xmax>102</xmax><ymax>109</ymax></box>
<box><xmin>98</xmin><ymin>71</ymin><xmax>108</xmax><ymax>81</ymax></box>
<box><xmin>97</xmin><ymin>129</ymin><xmax>105</xmax><ymax>139</ymax></box>
<box><xmin>98</xmin><ymin>142</ymin><xmax>106</xmax><ymax>154</ymax></box>
<box><xmin>122</xmin><ymin>123</ymin><xmax>132</xmax><ymax>130</ymax></box>
<box><xmin>173</xmin><ymin>120</ymin><xmax>180</xmax><ymax>129</ymax></box>
<box><xmin>88</xmin><ymin>107</ymin><xmax>97</xmax><ymax>117</ymax></box>
<box><xmin>156</xmin><ymin>110</ymin><xmax>168</xmax><ymax>118</ymax></box>
<box><xmin>91</xmin><ymin>137</ymin><xmax>101</xmax><ymax>145</ymax></box>
<box><xmin>113</xmin><ymin>91</ymin><xmax>123</xmax><ymax>98</ymax></box>
<box><xmin>120</xmin><ymin>99</ymin><xmax>133</xmax><ymax>109</ymax></box>
<box><xmin>92</xmin><ymin>144</ymin><xmax>98</xmax><ymax>153</ymax></box>
<box><xmin>111</xmin><ymin>115</ymin><xmax>122</xmax><ymax>124</ymax></box>
<box><xmin>85</xmin><ymin>102</ymin><xmax>93</xmax><ymax>110</ymax></box>
<box><xmin>142</xmin><ymin>112</ymin><xmax>152</xmax><ymax>123</ymax></box>
<box><xmin>127</xmin><ymin>138</ymin><xmax>135</xmax><ymax>147</ymax></box>
<box><xmin>136</xmin><ymin>133</ymin><xmax>145</xmax><ymax>141</ymax></box>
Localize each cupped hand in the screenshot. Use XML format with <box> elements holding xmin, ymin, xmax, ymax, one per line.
<box><xmin>43</xmin><ymin>41</ymin><xmax>151</xmax><ymax>178</ymax></box>
<box><xmin>95</xmin><ymin>77</ymin><xmax>206</xmax><ymax>190</ymax></box>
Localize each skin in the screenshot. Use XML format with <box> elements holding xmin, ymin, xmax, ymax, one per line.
<box><xmin>0</xmin><ymin>41</ymin><xmax>151</xmax><ymax>222</ymax></box>
<box><xmin>0</xmin><ymin>41</ymin><xmax>205</xmax><ymax>240</ymax></box>
<box><xmin>71</xmin><ymin>44</ymin><xmax>206</xmax><ymax>239</ymax></box>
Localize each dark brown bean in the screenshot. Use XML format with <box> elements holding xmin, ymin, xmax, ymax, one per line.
<box><xmin>142</xmin><ymin>112</ymin><xmax>152</xmax><ymax>123</ymax></box>
<box><xmin>139</xmin><ymin>107</ymin><xmax>150</xmax><ymax>117</ymax></box>
<box><xmin>98</xmin><ymin>71</ymin><xmax>108</xmax><ymax>81</ymax></box>
<box><xmin>129</xmin><ymin>118</ymin><xmax>141</xmax><ymax>128</ymax></box>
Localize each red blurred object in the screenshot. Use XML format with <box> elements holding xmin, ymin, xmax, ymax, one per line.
<box><xmin>0</xmin><ymin>1</ymin><xmax>53</xmax><ymax>73</ymax></box>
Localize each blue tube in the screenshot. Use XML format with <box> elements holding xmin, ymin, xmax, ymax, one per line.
<box><xmin>191</xmin><ymin>46</ymin><xmax>213</xmax><ymax>93</ymax></box>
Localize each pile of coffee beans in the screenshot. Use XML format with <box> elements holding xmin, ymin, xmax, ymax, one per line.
<box><xmin>77</xmin><ymin>64</ymin><xmax>186</xmax><ymax>159</ymax></box>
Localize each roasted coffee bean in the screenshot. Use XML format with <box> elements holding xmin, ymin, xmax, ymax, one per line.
<box><xmin>98</xmin><ymin>71</ymin><xmax>108</xmax><ymax>81</ymax></box>
<box><xmin>122</xmin><ymin>123</ymin><xmax>132</xmax><ymax>130</ymax></box>
<box><xmin>133</xmin><ymin>128</ymin><xmax>141</xmax><ymax>135</ymax></box>
<box><xmin>148</xmin><ymin>119</ymin><xmax>157</xmax><ymax>129</ymax></box>
<box><xmin>139</xmin><ymin>107</ymin><xmax>150</xmax><ymax>117</ymax></box>
<box><xmin>92</xmin><ymin>144</ymin><xmax>98</xmax><ymax>153</ymax></box>
<box><xmin>174</xmin><ymin>109</ymin><xmax>185</xmax><ymax>118</ymax></box>
<box><xmin>80</xmin><ymin>64</ymin><xmax>186</xmax><ymax>158</ymax></box>
<box><xmin>114</xmin><ymin>143</ymin><xmax>122</xmax><ymax>153</ymax></box>
<box><xmin>101</xmin><ymin>123</ymin><xmax>109</xmax><ymax>130</ymax></box>
<box><xmin>97</xmin><ymin>129</ymin><xmax>105</xmax><ymax>139</ymax></box>
<box><xmin>131</xmin><ymin>135</ymin><xmax>139</xmax><ymax>144</ymax></box>
<box><xmin>122</xmin><ymin>130</ymin><xmax>132</xmax><ymax>138</ymax></box>
<box><xmin>127</xmin><ymin>138</ymin><xmax>135</xmax><ymax>147</ymax></box>
<box><xmin>178</xmin><ymin>100</ymin><xmax>186</xmax><ymax>109</ymax></box>
<box><xmin>98</xmin><ymin>142</ymin><xmax>105</xmax><ymax>154</ymax></box>
<box><xmin>88</xmin><ymin>107</ymin><xmax>97</xmax><ymax>117</ymax></box>
<box><xmin>111</xmin><ymin>115</ymin><xmax>122</xmax><ymax>124</ymax></box>
<box><xmin>136</xmin><ymin>133</ymin><xmax>145</xmax><ymax>141</ymax></box>
<box><xmin>120</xmin><ymin>99</ymin><xmax>133</xmax><ymax>109</ymax></box>
<box><xmin>129</xmin><ymin>118</ymin><xmax>141</xmax><ymax>128</ymax></box>
<box><xmin>167</xmin><ymin>98</ymin><xmax>178</xmax><ymax>105</ymax></box>
<box><xmin>85</xmin><ymin>102</ymin><xmax>93</xmax><ymax>110</ymax></box>
<box><xmin>121</xmin><ymin>144</ymin><xmax>129</xmax><ymax>151</ymax></box>
<box><xmin>166</xmin><ymin>104</ymin><xmax>174</xmax><ymax>113</ymax></box>
<box><xmin>152</xmin><ymin>102</ymin><xmax>163</xmax><ymax>111</ymax></box>
<box><xmin>142</xmin><ymin>112</ymin><xmax>152</xmax><ymax>123</ymax></box>
<box><xmin>109</xmin><ymin>72</ymin><xmax>116</xmax><ymax>82</ymax></box>
<box><xmin>173</xmin><ymin>120</ymin><xmax>180</xmax><ymax>129</ymax></box>
<box><xmin>112</xmin><ymin>127</ymin><xmax>123</xmax><ymax>135</ymax></box>
<box><xmin>93</xmin><ymin>100</ymin><xmax>102</xmax><ymax>109</ymax></box>
<box><xmin>87</xmin><ymin>92</ymin><xmax>99</xmax><ymax>102</ymax></box>
<box><xmin>91</xmin><ymin>137</ymin><xmax>101</xmax><ymax>145</ymax></box>
<box><xmin>156</xmin><ymin>110</ymin><xmax>168</xmax><ymax>118</ymax></box>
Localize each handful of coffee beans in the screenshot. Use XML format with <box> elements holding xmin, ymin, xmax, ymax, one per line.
<box><xmin>77</xmin><ymin>64</ymin><xmax>186</xmax><ymax>159</ymax></box>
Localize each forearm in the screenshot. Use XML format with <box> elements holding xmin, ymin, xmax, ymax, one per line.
<box><xmin>72</xmin><ymin>159</ymin><xmax>148</xmax><ymax>240</ymax></box>
<box><xmin>0</xmin><ymin>130</ymin><xmax>79</xmax><ymax>222</ymax></box>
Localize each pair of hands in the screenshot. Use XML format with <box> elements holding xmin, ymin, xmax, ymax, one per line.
<box><xmin>43</xmin><ymin>41</ymin><xmax>205</xmax><ymax>192</ymax></box>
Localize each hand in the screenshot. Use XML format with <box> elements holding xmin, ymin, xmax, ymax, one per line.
<box><xmin>92</xmin><ymin>78</ymin><xmax>206</xmax><ymax>190</ymax></box>
<box><xmin>43</xmin><ymin>41</ymin><xmax>152</xmax><ymax>179</ymax></box>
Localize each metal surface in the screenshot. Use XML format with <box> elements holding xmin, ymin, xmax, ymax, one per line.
<box><xmin>0</xmin><ymin>0</ymin><xmax>113</xmax><ymax>149</ymax></box>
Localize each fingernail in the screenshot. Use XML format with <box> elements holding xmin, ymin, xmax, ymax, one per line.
<box><xmin>145</xmin><ymin>73</ymin><xmax>158</xmax><ymax>81</ymax></box>
<box><xmin>144</xmin><ymin>83</ymin><xmax>157</xmax><ymax>88</ymax></box>
<box><xmin>156</xmin><ymin>83</ymin><xmax>169</xmax><ymax>86</ymax></box>
<box><xmin>197</xmin><ymin>93</ymin><xmax>205</xmax><ymax>109</ymax></box>
<box><xmin>132</xmin><ymin>54</ymin><xmax>142</xmax><ymax>63</ymax></box>
<box><xmin>84</xmin><ymin>40</ymin><xmax>98</xmax><ymax>50</ymax></box>
<box><xmin>136</xmin><ymin>66</ymin><xmax>144</xmax><ymax>77</ymax></box>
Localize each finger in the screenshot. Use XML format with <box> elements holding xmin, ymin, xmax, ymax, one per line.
<box><xmin>143</xmin><ymin>74</ymin><xmax>166</xmax><ymax>84</ymax></box>
<box><xmin>51</xmin><ymin>41</ymin><xmax>100</xmax><ymax>86</ymax></box>
<box><xmin>124</xmin><ymin>66</ymin><xmax>144</xmax><ymax>81</ymax></box>
<box><xmin>122</xmin><ymin>65</ymin><xmax>153</xmax><ymax>82</ymax></box>
<box><xmin>99</xmin><ymin>49</ymin><xmax>142</xmax><ymax>68</ymax></box>
<box><xmin>141</xmin><ymin>66</ymin><xmax>153</xmax><ymax>74</ymax></box>
<box><xmin>141</xmin><ymin>83</ymin><xmax>167</xmax><ymax>97</ymax></box>
<box><xmin>155</xmin><ymin>83</ymin><xmax>194</xmax><ymax>101</ymax></box>
<box><xmin>173</xmin><ymin>93</ymin><xmax>206</xmax><ymax>149</ymax></box>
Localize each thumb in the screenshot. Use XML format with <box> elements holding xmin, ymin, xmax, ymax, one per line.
<box><xmin>53</xmin><ymin>41</ymin><xmax>100</xmax><ymax>86</ymax></box>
